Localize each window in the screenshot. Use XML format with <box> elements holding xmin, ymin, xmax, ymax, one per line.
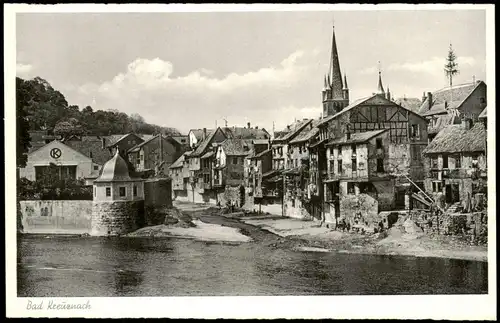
<box><xmin>351</xmin><ymin>144</ymin><xmax>356</xmax><ymax>155</ymax></box>
<box><xmin>106</xmin><ymin>187</ymin><xmax>111</xmax><ymax>197</ymax></box>
<box><xmin>432</xmin><ymin>181</ymin><xmax>443</xmax><ymax>193</ymax></box>
<box><xmin>133</xmin><ymin>185</ymin><xmax>137</xmax><ymax>197</ymax></box>
<box><xmin>233</xmin><ymin>157</ymin><xmax>238</xmax><ymax>165</ymax></box>
<box><xmin>337</xmin><ymin>159</ymin><xmax>343</xmax><ymax>175</ymax></box>
<box><xmin>411</xmin><ymin>124</ymin><xmax>420</xmax><ymax>138</ymax></box>
<box><xmin>337</xmin><ymin>146</ymin><xmax>342</xmax><ymax>158</ymax></box>
<box><xmin>431</xmin><ymin>157</ymin><xmax>438</xmax><ymax>169</ymax></box>
<box><xmin>347</xmin><ymin>182</ymin><xmax>355</xmax><ymax>194</ymax></box>
<box><xmin>140</xmin><ymin>154</ymin><xmax>144</xmax><ymax>160</ymax></box>
<box><xmin>94</xmin><ymin>187</ymin><xmax>96</xmax><ymax>197</ymax></box>
<box><xmin>94</xmin><ymin>165</ymin><xmax>99</xmax><ymax>171</ymax></box>
<box><xmin>455</xmin><ymin>155</ymin><xmax>461</xmax><ymax>168</ymax></box>
<box><xmin>89</xmin><ymin>152</ymin><xmax>93</xmax><ymax>159</ymax></box>
<box><xmin>376</xmin><ymin>138</ymin><xmax>383</xmax><ymax>149</ymax></box>
<box><xmin>376</xmin><ymin>158</ymin><xmax>384</xmax><ymax>172</ymax></box>
<box><xmin>352</xmin><ymin>158</ymin><xmax>357</xmax><ymax>172</ymax></box>
<box><xmin>329</xmin><ymin>160</ymin><xmax>335</xmax><ymax>173</ymax></box>
<box><xmin>442</xmin><ymin>155</ymin><xmax>448</xmax><ymax>169</ymax></box>
<box><xmin>119</xmin><ymin>187</ymin><xmax>126</xmax><ymax>197</ymax></box>
<box><xmin>472</xmin><ymin>156</ymin><xmax>479</xmax><ymax>168</ymax></box>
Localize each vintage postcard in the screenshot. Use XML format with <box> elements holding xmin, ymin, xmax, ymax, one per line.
<box><xmin>5</xmin><ymin>3</ymin><xmax>496</xmax><ymax>320</ymax></box>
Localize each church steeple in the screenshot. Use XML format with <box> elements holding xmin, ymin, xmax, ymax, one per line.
<box><xmin>322</xmin><ymin>23</ymin><xmax>349</xmax><ymax>118</ymax></box>
<box><xmin>376</xmin><ymin>61</ymin><xmax>385</xmax><ymax>96</ymax></box>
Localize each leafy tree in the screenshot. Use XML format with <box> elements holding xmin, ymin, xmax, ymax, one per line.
<box><xmin>444</xmin><ymin>43</ymin><xmax>459</xmax><ymax>87</ymax></box>
<box><xmin>54</xmin><ymin>117</ymin><xmax>85</xmax><ymax>139</ymax></box>
<box><xmin>16</xmin><ymin>77</ymin><xmax>32</xmax><ymax>168</ymax></box>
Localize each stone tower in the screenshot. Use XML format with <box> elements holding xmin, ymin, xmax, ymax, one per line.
<box><xmin>322</xmin><ymin>25</ymin><xmax>349</xmax><ymax>118</ymax></box>
<box><xmin>91</xmin><ymin>150</ymin><xmax>145</xmax><ymax>236</ymax></box>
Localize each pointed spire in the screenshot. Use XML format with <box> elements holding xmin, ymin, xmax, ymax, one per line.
<box><xmin>343</xmin><ymin>72</ymin><xmax>348</xmax><ymax>89</ymax></box>
<box><xmin>327</xmin><ymin>74</ymin><xmax>331</xmax><ymax>89</ymax></box>
<box><xmin>377</xmin><ymin>61</ymin><xmax>385</xmax><ymax>95</ymax></box>
<box><xmin>328</xmin><ymin>25</ymin><xmax>343</xmax><ymax>99</ymax></box>
<box><xmin>323</xmin><ymin>74</ymin><xmax>328</xmax><ymax>90</ymax></box>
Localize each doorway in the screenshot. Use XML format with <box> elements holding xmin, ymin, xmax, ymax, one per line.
<box><xmin>445</xmin><ymin>183</ymin><xmax>460</xmax><ymax>204</ymax></box>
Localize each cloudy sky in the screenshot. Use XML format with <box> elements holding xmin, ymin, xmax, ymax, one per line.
<box><xmin>16</xmin><ymin>9</ymin><xmax>486</xmax><ymax>134</ymax></box>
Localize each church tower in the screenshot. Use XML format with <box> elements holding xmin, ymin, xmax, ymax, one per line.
<box><xmin>322</xmin><ymin>25</ymin><xmax>349</xmax><ymax>118</ymax></box>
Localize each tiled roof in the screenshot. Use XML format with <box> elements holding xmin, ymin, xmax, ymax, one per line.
<box><xmin>273</xmin><ymin>119</ymin><xmax>313</xmax><ymax>143</ymax></box>
<box><xmin>221</xmin><ymin>139</ymin><xmax>253</xmax><ymax>156</ymax></box>
<box><xmin>262</xmin><ymin>169</ymin><xmax>278</xmax><ymax>178</ymax></box>
<box><xmin>64</xmin><ymin>138</ymin><xmax>112</xmax><ymax>165</ymax></box>
<box><xmin>138</xmin><ymin>134</ymin><xmax>155</xmax><ymax>141</ymax></box>
<box><xmin>423</xmin><ymin>122</ymin><xmax>486</xmax><ymax>154</ymax></box>
<box><xmin>190</xmin><ymin>129</ymin><xmax>214</xmax><ymax>141</ymax></box>
<box><xmin>428</xmin><ymin>114</ymin><xmax>457</xmax><ymax>135</ymax></box>
<box><xmin>190</xmin><ymin>129</ymin><xmax>221</xmax><ymax>157</ymax></box>
<box><xmin>27</xmin><ymin>142</ymin><xmax>47</xmax><ymax>154</ymax></box>
<box><xmin>317</xmin><ymin>96</ymin><xmax>373</xmax><ymax>127</ymax></box>
<box><xmin>395</xmin><ymin>97</ymin><xmax>422</xmax><ymax>114</ymax></box>
<box><xmin>104</xmin><ymin>134</ymin><xmax>129</xmax><ymax>147</ymax></box>
<box><xmin>418</xmin><ymin>81</ymin><xmax>481</xmax><ymax>116</ymax></box>
<box><xmin>253</xmin><ymin>139</ymin><xmax>270</xmax><ymax>145</ymax></box>
<box><xmin>95</xmin><ymin>151</ymin><xmax>141</xmax><ymax>182</ymax></box>
<box><xmin>169</xmin><ymin>153</ymin><xmax>186</xmax><ymax>169</ymax></box>
<box><xmin>221</xmin><ymin>127</ymin><xmax>270</xmax><ymax>140</ymax></box>
<box><xmin>127</xmin><ymin>135</ymin><xmax>180</xmax><ymax>153</ymax></box>
<box><xmin>289</xmin><ymin>119</ymin><xmax>321</xmax><ymax>144</ymax></box>
<box><xmin>172</xmin><ymin>135</ymin><xmax>189</xmax><ymax>145</ymax></box>
<box><xmin>326</xmin><ymin>129</ymin><xmax>389</xmax><ymax>146</ymax></box>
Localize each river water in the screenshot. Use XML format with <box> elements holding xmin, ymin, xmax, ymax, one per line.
<box><xmin>17</xmin><ymin>234</ymin><xmax>487</xmax><ymax>296</ymax></box>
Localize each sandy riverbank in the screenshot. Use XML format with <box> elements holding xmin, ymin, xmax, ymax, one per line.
<box><xmin>239</xmin><ymin>215</ymin><xmax>488</xmax><ymax>262</ymax></box>
<box><xmin>127</xmin><ymin>219</ymin><xmax>252</xmax><ymax>243</ymax></box>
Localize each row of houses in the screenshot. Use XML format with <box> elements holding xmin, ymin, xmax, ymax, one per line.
<box><xmin>19</xmin><ymin>131</ymin><xmax>189</xmax><ymax>185</ymax></box>
<box><xmin>168</xmin><ymin>25</ymin><xmax>488</xmax><ymax>230</ymax></box>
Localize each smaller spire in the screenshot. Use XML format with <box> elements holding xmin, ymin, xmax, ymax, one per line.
<box><xmin>327</xmin><ymin>74</ymin><xmax>331</xmax><ymax>89</ymax></box>
<box><xmin>377</xmin><ymin>61</ymin><xmax>385</xmax><ymax>95</ymax></box>
<box><xmin>323</xmin><ymin>74</ymin><xmax>328</xmax><ymax>90</ymax></box>
<box><xmin>343</xmin><ymin>72</ymin><xmax>348</xmax><ymax>89</ymax></box>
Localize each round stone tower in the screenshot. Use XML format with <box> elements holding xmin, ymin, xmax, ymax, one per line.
<box><xmin>91</xmin><ymin>150</ymin><xmax>145</xmax><ymax>236</ymax></box>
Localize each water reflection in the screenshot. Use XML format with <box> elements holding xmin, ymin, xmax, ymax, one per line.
<box><xmin>17</xmin><ymin>235</ymin><xmax>488</xmax><ymax>297</ymax></box>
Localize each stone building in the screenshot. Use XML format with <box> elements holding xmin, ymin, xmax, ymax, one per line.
<box><xmin>127</xmin><ymin>134</ymin><xmax>184</xmax><ymax>173</ymax></box>
<box><xmin>323</xmin><ymin>129</ymin><xmax>400</xmax><ymax>228</ymax></box>
<box><xmin>418</xmin><ymin>80</ymin><xmax>487</xmax><ymax>141</ymax></box>
<box><xmin>91</xmin><ymin>150</ymin><xmax>145</xmax><ymax>236</ymax></box>
<box><xmin>169</xmin><ymin>152</ymin><xmax>191</xmax><ymax>201</ymax></box>
<box><xmin>422</xmin><ymin>118</ymin><xmax>487</xmax><ymax>208</ymax></box>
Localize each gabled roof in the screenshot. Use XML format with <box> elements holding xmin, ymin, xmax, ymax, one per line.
<box><xmin>190</xmin><ymin>128</ymin><xmax>223</xmax><ymax>157</ymax></box>
<box><xmin>221</xmin><ymin>127</ymin><xmax>270</xmax><ymax>140</ymax></box>
<box><xmin>423</xmin><ymin>122</ymin><xmax>486</xmax><ymax>154</ymax></box>
<box><xmin>273</xmin><ymin>119</ymin><xmax>313</xmax><ymax>143</ymax></box>
<box><xmin>169</xmin><ymin>154</ymin><xmax>186</xmax><ymax>169</ymax></box>
<box><xmin>127</xmin><ymin>135</ymin><xmax>180</xmax><ymax>153</ymax></box>
<box><xmin>220</xmin><ymin>139</ymin><xmax>254</xmax><ymax>156</ymax></box>
<box><xmin>189</xmin><ymin>129</ymin><xmax>214</xmax><ymax>141</ymax></box>
<box><xmin>65</xmin><ymin>138</ymin><xmax>112</xmax><ymax>165</ymax></box>
<box><xmin>201</xmin><ymin>151</ymin><xmax>215</xmax><ymax>159</ymax></box>
<box><xmin>104</xmin><ymin>134</ymin><xmax>129</xmax><ymax>147</ymax></box>
<box><xmin>318</xmin><ymin>94</ymin><xmax>427</xmax><ymax>128</ymax></box>
<box><xmin>418</xmin><ymin>81</ymin><xmax>484</xmax><ymax>116</ymax></box>
<box><xmin>326</xmin><ymin>129</ymin><xmax>389</xmax><ymax>146</ymax></box>
<box><xmin>289</xmin><ymin>119</ymin><xmax>321</xmax><ymax>145</ymax></box>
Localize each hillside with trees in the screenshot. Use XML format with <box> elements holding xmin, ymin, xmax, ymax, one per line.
<box><xmin>16</xmin><ymin>76</ymin><xmax>181</xmax><ymax>139</ymax></box>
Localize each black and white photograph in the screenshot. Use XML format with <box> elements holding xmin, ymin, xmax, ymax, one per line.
<box><xmin>5</xmin><ymin>3</ymin><xmax>496</xmax><ymax>320</ymax></box>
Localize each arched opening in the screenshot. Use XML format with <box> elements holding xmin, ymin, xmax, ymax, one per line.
<box><xmin>239</xmin><ymin>185</ymin><xmax>245</xmax><ymax>207</ymax></box>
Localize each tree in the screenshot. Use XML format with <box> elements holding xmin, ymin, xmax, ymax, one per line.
<box><xmin>444</xmin><ymin>43</ymin><xmax>459</xmax><ymax>87</ymax></box>
<box><xmin>54</xmin><ymin>117</ymin><xmax>85</xmax><ymax>139</ymax></box>
<box><xmin>16</xmin><ymin>77</ymin><xmax>32</xmax><ymax>168</ymax></box>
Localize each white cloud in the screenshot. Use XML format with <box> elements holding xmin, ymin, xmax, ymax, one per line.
<box><xmin>388</xmin><ymin>56</ymin><xmax>477</xmax><ymax>74</ymax></box>
<box><xmin>16</xmin><ymin>63</ymin><xmax>33</xmax><ymax>76</ymax></box>
<box><xmin>69</xmin><ymin>50</ymin><xmax>320</xmax><ymax>133</ymax></box>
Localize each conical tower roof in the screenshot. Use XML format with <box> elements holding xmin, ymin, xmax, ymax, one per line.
<box><xmin>328</xmin><ymin>25</ymin><xmax>344</xmax><ymax>99</ymax></box>
<box><xmin>377</xmin><ymin>71</ymin><xmax>385</xmax><ymax>95</ymax></box>
<box><xmin>95</xmin><ymin>150</ymin><xmax>139</xmax><ymax>182</ymax></box>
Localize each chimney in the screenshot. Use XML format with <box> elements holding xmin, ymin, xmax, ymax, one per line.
<box><xmin>287</xmin><ymin>125</ymin><xmax>291</xmax><ymax>130</ymax></box>
<box><xmin>427</xmin><ymin>92</ymin><xmax>433</xmax><ymax>110</ymax></box>
<box><xmin>101</xmin><ymin>137</ymin><xmax>106</xmax><ymax>149</ymax></box>
<box><xmin>462</xmin><ymin>117</ymin><xmax>473</xmax><ymax>130</ymax></box>
<box><xmin>247</xmin><ymin>122</ymin><xmax>251</xmax><ymax>129</ymax></box>
<box><xmin>255</xmin><ymin>126</ymin><xmax>258</xmax><ymax>129</ymax></box>
<box><xmin>422</xmin><ymin>91</ymin><xmax>426</xmax><ymax>103</ymax></box>
<box><xmin>203</xmin><ymin>128</ymin><xmax>207</xmax><ymax>140</ymax></box>
<box><xmin>444</xmin><ymin>100</ymin><xmax>448</xmax><ymax>109</ymax></box>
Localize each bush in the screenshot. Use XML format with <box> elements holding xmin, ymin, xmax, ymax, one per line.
<box><xmin>18</xmin><ymin>177</ymin><xmax>93</xmax><ymax>200</ymax></box>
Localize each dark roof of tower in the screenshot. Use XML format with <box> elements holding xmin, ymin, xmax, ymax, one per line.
<box><xmin>327</xmin><ymin>25</ymin><xmax>344</xmax><ymax>100</ymax></box>
<box><xmin>94</xmin><ymin>150</ymin><xmax>142</xmax><ymax>182</ymax></box>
